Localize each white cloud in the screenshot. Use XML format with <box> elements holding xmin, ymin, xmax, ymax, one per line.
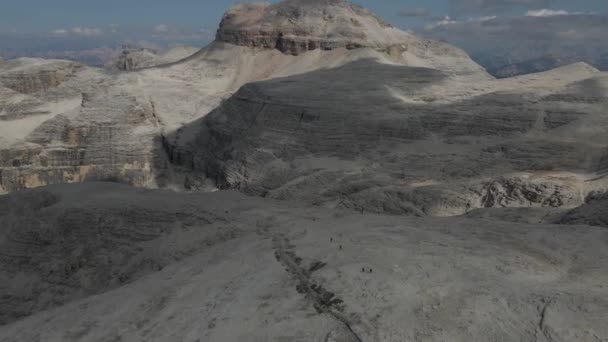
<box><xmin>51</xmin><ymin>29</ymin><xmax>69</xmax><ymax>36</ymax></box>
<box><xmin>71</xmin><ymin>27</ymin><xmax>104</xmax><ymax>36</ymax></box>
<box><xmin>425</xmin><ymin>16</ymin><xmax>458</xmax><ymax>30</ymax></box>
<box><xmin>50</xmin><ymin>27</ymin><xmax>103</xmax><ymax>37</ymax></box>
<box><xmin>154</xmin><ymin>24</ymin><xmax>169</xmax><ymax>33</ymax></box>
<box><xmin>468</xmin><ymin>16</ymin><xmax>497</xmax><ymax>22</ymax></box>
<box><xmin>425</xmin><ymin>15</ymin><xmax>496</xmax><ymax>31</ymax></box>
<box><xmin>451</xmin><ymin>0</ymin><xmax>552</xmax><ymax>18</ymax></box>
<box><xmin>109</xmin><ymin>24</ymin><xmax>119</xmax><ymax>33</ymax></box>
<box><xmin>525</xmin><ymin>9</ymin><xmax>569</xmax><ymax>17</ymax></box>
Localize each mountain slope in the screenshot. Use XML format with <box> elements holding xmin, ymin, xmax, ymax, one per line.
<box><xmin>165</xmin><ymin>58</ymin><xmax>608</xmax><ymax>215</ymax></box>
<box><xmin>0</xmin><ymin>182</ymin><xmax>607</xmax><ymax>341</ymax></box>
<box><xmin>0</xmin><ymin>0</ymin><xmax>490</xmax><ymax>193</ymax></box>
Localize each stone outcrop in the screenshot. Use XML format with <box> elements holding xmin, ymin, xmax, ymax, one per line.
<box><xmin>556</xmin><ymin>191</ymin><xmax>608</xmax><ymax>227</ymax></box>
<box><xmin>112</xmin><ymin>46</ymin><xmax>159</xmax><ymax>71</ymax></box>
<box><xmin>479</xmin><ymin>176</ymin><xmax>581</xmax><ymax>208</ymax></box>
<box><xmin>215</xmin><ymin>0</ymin><xmax>472</xmax><ymax>61</ymax></box>
<box><xmin>216</xmin><ymin>0</ymin><xmax>386</xmax><ymax>55</ymax></box>
<box><xmin>110</xmin><ymin>45</ymin><xmax>200</xmax><ymax>71</ymax></box>
<box><xmin>0</xmin><ymin>86</ymin><xmax>47</xmax><ymax>122</ymax></box>
<box><xmin>0</xmin><ymin>90</ymin><xmax>161</xmax><ymax>192</ymax></box>
<box><xmin>0</xmin><ymin>60</ymin><xmax>83</xmax><ymax>94</ymax></box>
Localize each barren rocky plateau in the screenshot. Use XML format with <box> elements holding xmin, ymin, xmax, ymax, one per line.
<box><xmin>0</xmin><ymin>0</ymin><xmax>607</xmax><ymax>341</ymax></box>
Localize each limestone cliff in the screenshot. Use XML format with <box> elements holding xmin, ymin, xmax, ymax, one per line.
<box><xmin>0</xmin><ymin>59</ymin><xmax>83</xmax><ymax>94</ymax></box>
<box><xmin>0</xmin><ymin>90</ymin><xmax>160</xmax><ymax>192</ymax></box>
<box><xmin>216</xmin><ymin>0</ymin><xmax>474</xmax><ymax>63</ymax></box>
<box><xmin>112</xmin><ymin>46</ymin><xmax>159</xmax><ymax>71</ymax></box>
<box><xmin>170</xmin><ymin>61</ymin><xmax>608</xmax><ymax>215</ymax></box>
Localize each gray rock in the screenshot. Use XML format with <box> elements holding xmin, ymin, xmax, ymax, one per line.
<box><xmin>0</xmin><ymin>183</ymin><xmax>253</xmax><ymax>325</ymax></box>
<box><xmin>109</xmin><ymin>45</ymin><xmax>200</xmax><ymax>71</ymax></box>
<box><xmin>0</xmin><ymin>182</ymin><xmax>607</xmax><ymax>341</ymax></box>
<box><xmin>0</xmin><ymin>60</ymin><xmax>84</xmax><ymax>94</ymax></box>
<box><xmin>169</xmin><ymin>60</ymin><xmax>608</xmax><ymax>215</ymax></box>
<box><xmin>216</xmin><ymin>0</ymin><xmax>391</xmax><ymax>55</ymax></box>
<box><xmin>112</xmin><ymin>46</ymin><xmax>159</xmax><ymax>71</ymax></box>
<box><xmin>0</xmin><ymin>90</ymin><xmax>160</xmax><ymax>192</ymax></box>
<box><xmin>556</xmin><ymin>189</ymin><xmax>608</xmax><ymax>227</ymax></box>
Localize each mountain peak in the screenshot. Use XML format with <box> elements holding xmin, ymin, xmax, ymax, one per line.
<box><xmin>215</xmin><ymin>0</ymin><xmax>411</xmax><ymax>55</ymax></box>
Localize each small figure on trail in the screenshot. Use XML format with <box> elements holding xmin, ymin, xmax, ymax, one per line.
<box><xmin>339</xmin><ymin>245</ymin><xmax>343</xmax><ymax>250</ymax></box>
<box><xmin>361</xmin><ymin>267</ymin><xmax>365</xmax><ymax>272</ymax></box>
<box><xmin>330</xmin><ymin>237</ymin><xmax>333</xmax><ymax>243</ymax></box>
<box><xmin>368</xmin><ymin>268</ymin><xmax>373</xmax><ymax>273</ymax></box>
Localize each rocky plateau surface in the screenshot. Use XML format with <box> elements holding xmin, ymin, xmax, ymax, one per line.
<box><xmin>0</xmin><ymin>182</ymin><xmax>606</xmax><ymax>341</ymax></box>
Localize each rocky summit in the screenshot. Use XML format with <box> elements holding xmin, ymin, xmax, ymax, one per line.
<box><xmin>217</xmin><ymin>0</ymin><xmax>406</xmax><ymax>54</ymax></box>
<box><xmin>1</xmin><ymin>0</ymin><xmax>608</xmax><ymax>341</ymax></box>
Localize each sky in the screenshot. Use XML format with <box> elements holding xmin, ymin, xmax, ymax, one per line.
<box><xmin>0</xmin><ymin>0</ymin><xmax>605</xmax><ymax>33</ymax></box>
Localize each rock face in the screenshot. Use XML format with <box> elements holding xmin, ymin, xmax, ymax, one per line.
<box><xmin>556</xmin><ymin>190</ymin><xmax>608</xmax><ymax>227</ymax></box>
<box><xmin>0</xmin><ymin>55</ymin><xmax>166</xmax><ymax>193</ymax></box>
<box><xmin>169</xmin><ymin>60</ymin><xmax>608</xmax><ymax>215</ymax></box>
<box><xmin>215</xmin><ymin>0</ymin><xmax>473</xmax><ymax>62</ymax></box>
<box><xmin>112</xmin><ymin>46</ymin><xmax>159</xmax><ymax>71</ymax></box>
<box><xmin>0</xmin><ymin>59</ymin><xmax>83</xmax><ymax>94</ymax></box>
<box><xmin>216</xmin><ymin>0</ymin><xmax>394</xmax><ymax>55</ymax></box>
<box><xmin>110</xmin><ymin>45</ymin><xmax>198</xmax><ymax>71</ymax></box>
<box><xmin>0</xmin><ymin>90</ymin><xmax>160</xmax><ymax>192</ymax></box>
<box><xmin>0</xmin><ymin>182</ymin><xmax>607</xmax><ymax>341</ymax></box>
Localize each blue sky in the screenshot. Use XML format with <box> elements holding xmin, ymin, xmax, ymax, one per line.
<box><xmin>0</xmin><ymin>0</ymin><xmax>605</xmax><ymax>33</ymax></box>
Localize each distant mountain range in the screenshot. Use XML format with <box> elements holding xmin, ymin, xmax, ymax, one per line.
<box><xmin>421</xmin><ymin>12</ymin><xmax>608</xmax><ymax>78</ymax></box>
<box><xmin>476</xmin><ymin>53</ymin><xmax>608</xmax><ymax>78</ymax></box>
